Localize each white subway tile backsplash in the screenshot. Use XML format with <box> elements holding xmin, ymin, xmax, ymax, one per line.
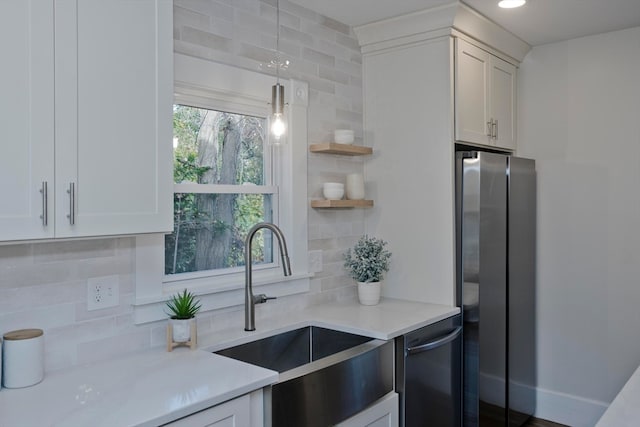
<box><xmin>173</xmin><ymin>5</ymin><xmax>210</xmax><ymax>32</ymax></box>
<box><xmin>302</xmin><ymin>47</ymin><xmax>335</xmax><ymax>68</ymax></box>
<box><xmin>182</xmin><ymin>26</ymin><xmax>233</xmax><ymax>52</ymax></box>
<box><xmin>336</xmin><ymin>33</ymin><xmax>360</xmax><ymax>52</ymax></box>
<box><xmin>320</xmin><ymin>16</ymin><xmax>350</xmax><ymax>35</ymax></box>
<box><xmin>32</xmin><ymin>239</ymin><xmax>114</xmax><ymax>262</ymax></box>
<box><xmin>0</xmin><ymin>244</ymin><xmax>32</xmax><ymax>266</ymax></box>
<box><xmin>0</xmin><ymin>281</ymin><xmax>84</xmax><ymax>314</ymax></box>
<box><xmin>319</xmin><ymin>66</ymin><xmax>350</xmax><ymax>85</ymax></box>
<box><xmin>235</xmin><ymin>9</ymin><xmax>277</xmax><ymax>35</ymax></box>
<box><xmin>77</xmin><ymin>330</ymin><xmax>151</xmax><ymax>365</ymax></box>
<box><xmin>300</xmin><ymin>21</ymin><xmax>338</xmax><ymax>45</ymax></box>
<box><xmin>0</xmin><ymin>302</ymin><xmax>76</xmax><ymax>334</ymax></box>
<box><xmin>0</xmin><ymin>262</ymin><xmax>77</xmax><ymax>290</ymax></box>
<box><xmin>280</xmin><ymin>0</ymin><xmax>321</xmax><ymax>24</ymax></box>
<box><xmin>280</xmin><ymin>25</ymin><xmax>314</xmax><ymax>46</ymax></box>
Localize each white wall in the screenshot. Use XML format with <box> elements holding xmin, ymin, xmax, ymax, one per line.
<box><xmin>0</xmin><ymin>0</ymin><xmax>365</xmax><ymax>373</ymax></box>
<box><xmin>518</xmin><ymin>26</ymin><xmax>640</xmax><ymax>427</ymax></box>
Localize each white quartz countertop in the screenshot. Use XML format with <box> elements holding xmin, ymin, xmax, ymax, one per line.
<box><xmin>596</xmin><ymin>364</ymin><xmax>640</xmax><ymax>426</ymax></box>
<box><xmin>200</xmin><ymin>298</ymin><xmax>459</xmax><ymax>352</ymax></box>
<box><xmin>0</xmin><ymin>298</ymin><xmax>458</xmax><ymax>427</ymax></box>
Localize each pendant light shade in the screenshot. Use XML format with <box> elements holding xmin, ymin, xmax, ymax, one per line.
<box><xmin>271</xmin><ymin>83</ymin><xmax>286</xmax><ymax>141</ymax></box>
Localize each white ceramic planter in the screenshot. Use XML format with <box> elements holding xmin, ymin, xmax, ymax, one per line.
<box><xmin>357</xmin><ymin>281</ymin><xmax>382</xmax><ymax>305</ymax></box>
<box><xmin>169</xmin><ymin>318</ymin><xmax>195</xmax><ymax>343</ymax></box>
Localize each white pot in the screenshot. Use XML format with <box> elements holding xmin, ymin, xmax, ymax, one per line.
<box><xmin>170</xmin><ymin>318</ymin><xmax>195</xmax><ymax>343</ymax></box>
<box><xmin>357</xmin><ymin>281</ymin><xmax>382</xmax><ymax>305</ymax></box>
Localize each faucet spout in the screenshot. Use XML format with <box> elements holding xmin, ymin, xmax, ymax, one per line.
<box><xmin>244</xmin><ymin>222</ymin><xmax>291</xmax><ymax>331</ymax></box>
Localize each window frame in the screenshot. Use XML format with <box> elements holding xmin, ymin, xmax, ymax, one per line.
<box><xmin>167</xmin><ymin>101</ymin><xmax>279</xmax><ymax>280</ymax></box>
<box><xmin>133</xmin><ymin>54</ymin><xmax>309</xmax><ymax>324</ymax></box>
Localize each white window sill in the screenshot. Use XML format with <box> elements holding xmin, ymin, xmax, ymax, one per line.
<box><xmin>133</xmin><ymin>273</ymin><xmax>311</xmax><ymax>324</ymax></box>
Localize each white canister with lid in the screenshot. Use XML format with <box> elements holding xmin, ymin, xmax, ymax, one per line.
<box><xmin>2</xmin><ymin>329</ymin><xmax>44</xmax><ymax>388</ymax></box>
<box><xmin>346</xmin><ymin>173</ymin><xmax>365</xmax><ymax>200</ymax></box>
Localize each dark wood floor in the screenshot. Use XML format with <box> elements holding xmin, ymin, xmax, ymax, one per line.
<box><xmin>522</xmin><ymin>417</ymin><xmax>570</xmax><ymax>427</ymax></box>
<box><xmin>477</xmin><ymin>401</ymin><xmax>570</xmax><ymax>427</ymax></box>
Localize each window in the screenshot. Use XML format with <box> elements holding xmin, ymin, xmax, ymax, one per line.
<box><xmin>166</xmin><ymin>106</ymin><xmax>276</xmax><ymax>277</ymax></box>
<box><xmin>133</xmin><ymin>54</ymin><xmax>309</xmax><ymax>324</ymax></box>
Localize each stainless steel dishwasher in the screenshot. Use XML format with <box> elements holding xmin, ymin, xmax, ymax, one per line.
<box><xmin>396</xmin><ymin>314</ymin><xmax>462</xmax><ymax>427</ymax></box>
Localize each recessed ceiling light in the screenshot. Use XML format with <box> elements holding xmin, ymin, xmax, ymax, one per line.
<box><xmin>498</xmin><ymin>0</ymin><xmax>526</xmax><ymax>8</ymax></box>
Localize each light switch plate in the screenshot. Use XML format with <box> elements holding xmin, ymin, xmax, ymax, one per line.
<box><xmin>87</xmin><ymin>275</ymin><xmax>119</xmax><ymax>311</ymax></box>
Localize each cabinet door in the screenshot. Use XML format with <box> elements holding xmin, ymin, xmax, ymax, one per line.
<box><xmin>490</xmin><ymin>56</ymin><xmax>517</xmax><ymax>150</ymax></box>
<box><xmin>0</xmin><ymin>0</ymin><xmax>54</xmax><ymax>241</ymax></box>
<box><xmin>336</xmin><ymin>392</ymin><xmax>399</xmax><ymax>427</ymax></box>
<box><xmin>54</xmin><ymin>0</ymin><xmax>173</xmax><ymax>238</ymax></box>
<box><xmin>455</xmin><ymin>39</ymin><xmax>491</xmax><ymax>146</ymax></box>
<box><xmin>163</xmin><ymin>394</ymin><xmax>253</xmax><ymax>427</ymax></box>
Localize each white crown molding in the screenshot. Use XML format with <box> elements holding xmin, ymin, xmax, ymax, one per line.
<box><xmin>354</xmin><ymin>2</ymin><xmax>530</xmax><ymax>64</ymax></box>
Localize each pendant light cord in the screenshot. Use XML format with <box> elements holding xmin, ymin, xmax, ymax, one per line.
<box><xmin>276</xmin><ymin>0</ymin><xmax>280</xmax><ymax>85</ymax></box>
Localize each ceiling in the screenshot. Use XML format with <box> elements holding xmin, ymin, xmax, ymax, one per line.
<box><xmin>288</xmin><ymin>0</ymin><xmax>640</xmax><ymax>46</ymax></box>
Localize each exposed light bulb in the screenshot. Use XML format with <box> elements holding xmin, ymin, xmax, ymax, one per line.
<box><xmin>271</xmin><ymin>113</ymin><xmax>286</xmax><ymax>141</ymax></box>
<box><xmin>498</xmin><ymin>0</ymin><xmax>526</xmax><ymax>8</ymax></box>
<box><xmin>270</xmin><ymin>83</ymin><xmax>286</xmax><ymax>143</ymax></box>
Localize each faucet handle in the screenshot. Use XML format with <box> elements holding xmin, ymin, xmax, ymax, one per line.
<box><xmin>254</xmin><ymin>294</ymin><xmax>277</xmax><ymax>304</ymax></box>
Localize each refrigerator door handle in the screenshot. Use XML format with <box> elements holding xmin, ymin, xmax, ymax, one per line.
<box><xmin>406</xmin><ymin>326</ymin><xmax>462</xmax><ymax>355</ymax></box>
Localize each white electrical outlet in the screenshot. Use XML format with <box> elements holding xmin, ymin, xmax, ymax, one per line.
<box><xmin>87</xmin><ymin>275</ymin><xmax>119</xmax><ymax>311</ymax></box>
<box><xmin>309</xmin><ymin>250</ymin><xmax>323</xmax><ymax>273</ymax></box>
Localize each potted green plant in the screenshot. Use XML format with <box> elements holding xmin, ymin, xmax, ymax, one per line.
<box><xmin>344</xmin><ymin>235</ymin><xmax>392</xmax><ymax>305</ymax></box>
<box><xmin>166</xmin><ymin>289</ymin><xmax>201</xmax><ymax>345</ymax></box>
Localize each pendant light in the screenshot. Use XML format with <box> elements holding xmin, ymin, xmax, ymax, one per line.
<box><xmin>270</xmin><ymin>0</ymin><xmax>286</xmax><ymax>143</ymax></box>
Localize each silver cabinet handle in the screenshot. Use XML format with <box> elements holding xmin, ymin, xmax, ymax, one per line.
<box><xmin>487</xmin><ymin>120</ymin><xmax>493</xmax><ymax>137</ymax></box>
<box><xmin>493</xmin><ymin>119</ymin><xmax>498</xmax><ymax>139</ymax></box>
<box><xmin>67</xmin><ymin>182</ymin><xmax>76</xmax><ymax>225</ymax></box>
<box><xmin>39</xmin><ymin>181</ymin><xmax>48</xmax><ymax>226</ymax></box>
<box><xmin>406</xmin><ymin>327</ymin><xmax>462</xmax><ymax>355</ymax></box>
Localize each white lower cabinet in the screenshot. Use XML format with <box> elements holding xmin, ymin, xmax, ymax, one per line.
<box><xmin>163</xmin><ymin>390</ymin><xmax>264</xmax><ymax>427</ymax></box>
<box><xmin>336</xmin><ymin>392</ymin><xmax>399</xmax><ymax>427</ymax></box>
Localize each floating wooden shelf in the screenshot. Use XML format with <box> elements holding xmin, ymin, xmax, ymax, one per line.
<box><xmin>309</xmin><ymin>143</ymin><xmax>372</xmax><ymax>156</ymax></box>
<box><xmin>311</xmin><ymin>199</ymin><xmax>374</xmax><ymax>208</ymax></box>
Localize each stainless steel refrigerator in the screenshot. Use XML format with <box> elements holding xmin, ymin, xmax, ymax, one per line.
<box><xmin>455</xmin><ymin>151</ymin><xmax>536</xmax><ymax>427</ymax></box>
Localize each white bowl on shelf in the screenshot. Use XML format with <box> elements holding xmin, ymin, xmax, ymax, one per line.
<box><xmin>334</xmin><ymin>129</ymin><xmax>354</xmax><ymax>144</ymax></box>
<box><xmin>323</xmin><ymin>182</ymin><xmax>344</xmax><ymax>200</ymax></box>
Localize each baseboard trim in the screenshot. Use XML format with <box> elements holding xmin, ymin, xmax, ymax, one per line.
<box><xmin>535</xmin><ymin>386</ymin><xmax>609</xmax><ymax>427</ymax></box>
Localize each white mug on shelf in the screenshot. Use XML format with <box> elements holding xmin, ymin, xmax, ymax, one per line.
<box><xmin>346</xmin><ymin>173</ymin><xmax>365</xmax><ymax>200</ymax></box>
<box><xmin>323</xmin><ymin>182</ymin><xmax>344</xmax><ymax>200</ymax></box>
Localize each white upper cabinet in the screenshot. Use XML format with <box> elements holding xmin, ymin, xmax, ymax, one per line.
<box><xmin>0</xmin><ymin>0</ymin><xmax>55</xmax><ymax>240</ymax></box>
<box><xmin>54</xmin><ymin>0</ymin><xmax>173</xmax><ymax>238</ymax></box>
<box><xmin>354</xmin><ymin>2</ymin><xmax>528</xmax><ymax>306</ymax></box>
<box><xmin>0</xmin><ymin>0</ymin><xmax>173</xmax><ymax>242</ymax></box>
<box><xmin>455</xmin><ymin>39</ymin><xmax>517</xmax><ymax>150</ymax></box>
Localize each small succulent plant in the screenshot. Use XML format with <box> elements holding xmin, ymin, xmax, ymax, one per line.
<box><xmin>344</xmin><ymin>235</ymin><xmax>392</xmax><ymax>283</ymax></box>
<box><xmin>166</xmin><ymin>289</ymin><xmax>201</xmax><ymax>319</ymax></box>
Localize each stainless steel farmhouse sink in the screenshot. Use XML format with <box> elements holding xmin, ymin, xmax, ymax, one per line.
<box><xmin>215</xmin><ymin>326</ymin><xmax>394</xmax><ymax>427</ymax></box>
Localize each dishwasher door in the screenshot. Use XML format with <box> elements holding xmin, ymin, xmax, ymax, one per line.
<box><xmin>396</xmin><ymin>314</ymin><xmax>462</xmax><ymax>427</ymax></box>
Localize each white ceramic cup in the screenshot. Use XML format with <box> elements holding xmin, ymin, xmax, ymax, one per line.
<box><xmin>323</xmin><ymin>182</ymin><xmax>344</xmax><ymax>200</ymax></box>
<box><xmin>346</xmin><ymin>173</ymin><xmax>365</xmax><ymax>200</ymax></box>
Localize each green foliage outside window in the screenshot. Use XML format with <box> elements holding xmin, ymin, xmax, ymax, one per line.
<box><xmin>165</xmin><ymin>105</ymin><xmax>272</xmax><ymax>275</ymax></box>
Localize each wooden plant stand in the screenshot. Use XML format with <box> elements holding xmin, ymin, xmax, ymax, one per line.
<box><xmin>166</xmin><ymin>321</ymin><xmax>197</xmax><ymax>351</ymax></box>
